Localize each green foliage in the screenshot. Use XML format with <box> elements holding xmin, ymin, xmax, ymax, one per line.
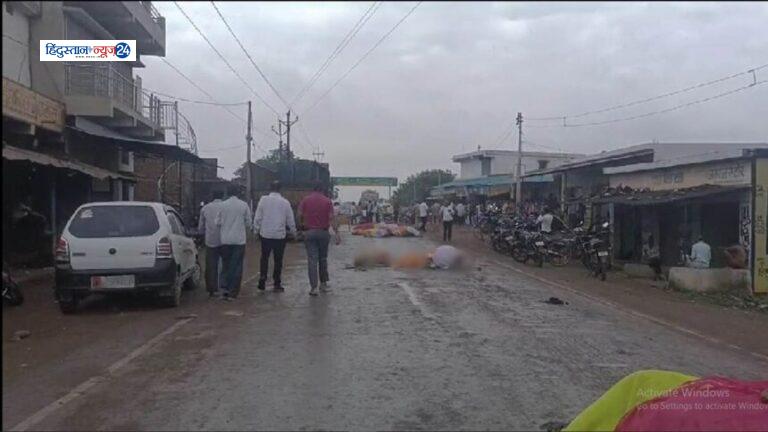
<box><xmin>391</xmin><ymin>169</ymin><xmax>455</xmax><ymax>208</ymax></box>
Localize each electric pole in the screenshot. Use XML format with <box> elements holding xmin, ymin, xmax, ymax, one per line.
<box><xmin>515</xmin><ymin>112</ymin><xmax>523</xmax><ymax>209</ymax></box>
<box><xmin>279</xmin><ymin>110</ymin><xmax>299</xmax><ymax>161</ymax></box>
<box><xmin>312</xmin><ymin>150</ymin><xmax>325</xmax><ymax>162</ymax></box>
<box><xmin>246</xmin><ymin>101</ymin><xmax>253</xmax><ymax>211</ymax></box>
<box><xmin>271</xmin><ymin>118</ymin><xmax>286</xmax><ymax>160</ymax></box>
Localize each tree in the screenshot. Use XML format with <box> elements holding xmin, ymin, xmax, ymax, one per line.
<box><xmin>391</xmin><ymin>169</ymin><xmax>455</xmax><ymax>208</ymax></box>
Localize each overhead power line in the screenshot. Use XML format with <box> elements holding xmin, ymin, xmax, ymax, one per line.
<box><xmin>303</xmin><ymin>1</ymin><xmax>423</xmax><ymax>115</ymax></box>
<box><xmin>174</xmin><ymin>1</ymin><xmax>279</xmax><ymax>116</ymax></box>
<box><xmin>159</xmin><ymin>57</ymin><xmax>249</xmax><ymax>124</ymax></box>
<box><xmin>528</xmin><ymin>62</ymin><xmax>768</xmax><ymax>121</ymax></box>
<box><xmin>143</xmin><ymin>87</ymin><xmax>248</xmax><ymax>106</ymax></box>
<box><xmin>210</xmin><ymin>1</ymin><xmax>290</xmax><ymax>109</ymax></box>
<box><xmin>290</xmin><ymin>1</ymin><xmax>381</xmax><ymax>107</ymax></box>
<box><xmin>562</xmin><ymin>79</ymin><xmax>767</xmax><ymax>127</ymax></box>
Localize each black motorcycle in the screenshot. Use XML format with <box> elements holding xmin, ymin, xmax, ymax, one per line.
<box><xmin>510</xmin><ymin>230</ymin><xmax>546</xmax><ymax>267</ymax></box>
<box><xmin>490</xmin><ymin>217</ymin><xmax>517</xmax><ymax>255</ymax></box>
<box><xmin>2</xmin><ymin>263</ymin><xmax>24</xmax><ymax>306</ymax></box>
<box><xmin>580</xmin><ymin>222</ymin><xmax>611</xmax><ymax>281</ymax></box>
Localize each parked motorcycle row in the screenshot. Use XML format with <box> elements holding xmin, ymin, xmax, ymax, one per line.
<box><xmin>476</xmin><ymin>209</ymin><xmax>612</xmax><ymax>281</ymax></box>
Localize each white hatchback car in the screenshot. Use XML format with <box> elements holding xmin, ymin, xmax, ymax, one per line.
<box><xmin>55</xmin><ymin>202</ymin><xmax>201</xmax><ymax>313</ymax></box>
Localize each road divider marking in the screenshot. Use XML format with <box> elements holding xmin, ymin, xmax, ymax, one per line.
<box><xmin>398</xmin><ymin>282</ymin><xmax>436</xmax><ymax>320</ymax></box>
<box><xmin>488</xmin><ymin>258</ymin><xmax>768</xmax><ymax>364</ymax></box>
<box><xmin>11</xmin><ymin>317</ymin><xmax>195</xmax><ymax>431</ymax></box>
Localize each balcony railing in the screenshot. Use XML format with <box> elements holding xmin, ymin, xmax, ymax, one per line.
<box><xmin>63</xmin><ymin>63</ymin><xmax>198</xmax><ymax>154</ymax></box>
<box><xmin>64</xmin><ymin>63</ymin><xmax>161</xmax><ymax>126</ymax></box>
<box><xmin>141</xmin><ymin>1</ymin><xmax>164</xmax><ymax>27</ymax></box>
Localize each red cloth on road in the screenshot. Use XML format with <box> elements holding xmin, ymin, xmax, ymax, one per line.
<box><xmin>299</xmin><ymin>192</ymin><xmax>333</xmax><ymax>230</ymax></box>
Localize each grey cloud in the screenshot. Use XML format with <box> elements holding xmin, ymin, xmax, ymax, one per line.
<box><xmin>140</xmin><ymin>2</ymin><xmax>768</xmax><ymax>202</ymax></box>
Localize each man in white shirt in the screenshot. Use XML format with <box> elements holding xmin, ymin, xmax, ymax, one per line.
<box><xmin>253</xmin><ymin>181</ymin><xmax>296</xmax><ymax>292</ymax></box>
<box><xmin>198</xmin><ymin>191</ymin><xmax>224</xmax><ymax>297</ymax></box>
<box><xmin>455</xmin><ymin>202</ymin><xmax>466</xmax><ymax>226</ymax></box>
<box><xmin>216</xmin><ymin>184</ymin><xmax>252</xmax><ymax>300</ymax></box>
<box><xmin>440</xmin><ymin>201</ymin><xmax>455</xmax><ymax>242</ymax></box>
<box><xmin>537</xmin><ymin>208</ymin><xmax>555</xmax><ymax>234</ymax></box>
<box><xmin>688</xmin><ymin>236</ymin><xmax>711</xmax><ymax>269</ymax></box>
<box><xmin>418</xmin><ymin>201</ymin><xmax>429</xmax><ymax>231</ymax></box>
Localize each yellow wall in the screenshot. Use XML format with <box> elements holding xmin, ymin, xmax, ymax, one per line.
<box><xmin>752</xmin><ymin>158</ymin><xmax>768</xmax><ymax>294</ymax></box>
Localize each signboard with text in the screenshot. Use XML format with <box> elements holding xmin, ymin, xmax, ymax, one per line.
<box><xmin>332</xmin><ymin>177</ymin><xmax>398</xmax><ymax>187</ymax></box>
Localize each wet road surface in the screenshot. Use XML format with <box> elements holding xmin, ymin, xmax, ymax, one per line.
<box><xmin>5</xmin><ymin>233</ymin><xmax>767</xmax><ymax>431</ymax></box>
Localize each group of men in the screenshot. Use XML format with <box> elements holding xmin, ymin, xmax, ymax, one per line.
<box><xmin>197</xmin><ymin>181</ymin><xmax>340</xmax><ymax>300</ymax></box>
<box><xmin>416</xmin><ymin>200</ymin><xmax>469</xmax><ymax>242</ymax></box>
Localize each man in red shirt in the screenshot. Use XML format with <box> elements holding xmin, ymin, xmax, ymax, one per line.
<box><xmin>298</xmin><ymin>182</ymin><xmax>341</xmax><ymax>296</ymax></box>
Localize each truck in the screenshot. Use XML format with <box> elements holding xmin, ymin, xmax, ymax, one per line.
<box><xmin>358</xmin><ymin>189</ymin><xmax>379</xmax><ymax>207</ymax></box>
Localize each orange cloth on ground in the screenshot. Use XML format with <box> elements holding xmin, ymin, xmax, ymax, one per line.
<box><xmin>393</xmin><ymin>252</ymin><xmax>429</xmax><ymax>269</ymax></box>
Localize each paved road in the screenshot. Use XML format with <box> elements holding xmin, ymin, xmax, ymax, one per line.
<box><xmin>5</xmin><ymin>233</ymin><xmax>767</xmax><ymax>431</ymax></box>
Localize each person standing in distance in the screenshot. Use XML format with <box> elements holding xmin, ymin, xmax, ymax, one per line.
<box><xmin>198</xmin><ymin>190</ymin><xmax>224</xmax><ymax>297</ymax></box>
<box><xmin>298</xmin><ymin>182</ymin><xmax>340</xmax><ymax>297</ymax></box>
<box><xmin>253</xmin><ymin>181</ymin><xmax>296</xmax><ymax>292</ymax></box>
<box><xmin>216</xmin><ymin>184</ymin><xmax>252</xmax><ymax>301</ymax></box>
<box><xmin>440</xmin><ymin>200</ymin><xmax>455</xmax><ymax>242</ymax></box>
<box><xmin>418</xmin><ymin>200</ymin><xmax>429</xmax><ymax>232</ymax></box>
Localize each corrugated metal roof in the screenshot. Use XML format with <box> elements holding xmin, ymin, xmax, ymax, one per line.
<box><xmin>603</xmin><ymin>149</ymin><xmax>751</xmax><ymax>174</ymax></box>
<box><xmin>525</xmin><ymin>142</ymin><xmax>768</xmax><ymax>176</ymax></box>
<box><xmin>3</xmin><ymin>143</ymin><xmax>132</xmax><ymax>180</ymax></box>
<box><xmin>69</xmin><ymin>118</ymin><xmax>202</xmax><ymax>163</ymax></box>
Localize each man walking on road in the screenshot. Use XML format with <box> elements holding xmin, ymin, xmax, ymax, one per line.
<box><xmin>441</xmin><ymin>200</ymin><xmax>455</xmax><ymax>242</ymax></box>
<box><xmin>253</xmin><ymin>181</ymin><xmax>296</xmax><ymax>292</ymax></box>
<box><xmin>298</xmin><ymin>182</ymin><xmax>340</xmax><ymax>297</ymax></box>
<box><xmin>216</xmin><ymin>185</ymin><xmax>252</xmax><ymax>300</ymax></box>
<box><xmin>418</xmin><ymin>200</ymin><xmax>429</xmax><ymax>231</ymax></box>
<box><xmin>198</xmin><ymin>191</ymin><xmax>224</xmax><ymax>297</ymax></box>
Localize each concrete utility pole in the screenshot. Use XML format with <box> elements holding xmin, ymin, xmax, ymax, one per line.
<box><xmin>279</xmin><ymin>110</ymin><xmax>299</xmax><ymax>161</ymax></box>
<box><xmin>246</xmin><ymin>101</ymin><xmax>253</xmax><ymax>210</ymax></box>
<box><xmin>515</xmin><ymin>112</ymin><xmax>523</xmax><ymax>208</ymax></box>
<box><xmin>271</xmin><ymin>118</ymin><xmax>285</xmax><ymax>160</ymax></box>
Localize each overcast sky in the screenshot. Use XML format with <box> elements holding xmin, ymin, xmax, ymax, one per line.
<box><xmin>142</xmin><ymin>1</ymin><xmax>768</xmax><ymax>201</ymax></box>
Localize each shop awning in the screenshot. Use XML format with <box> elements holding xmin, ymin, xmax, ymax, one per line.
<box><xmin>68</xmin><ymin>118</ymin><xmax>202</xmax><ymax>163</ymax></box>
<box><xmin>592</xmin><ymin>184</ymin><xmax>748</xmax><ymax>206</ymax></box>
<box><xmin>3</xmin><ymin>143</ymin><xmax>132</xmax><ymax>180</ymax></box>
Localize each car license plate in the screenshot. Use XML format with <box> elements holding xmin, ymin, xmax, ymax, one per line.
<box><xmin>91</xmin><ymin>275</ymin><xmax>135</xmax><ymax>289</ymax></box>
<box><xmin>597</xmin><ymin>251</ymin><xmax>609</xmax><ymax>257</ymax></box>
<box><xmin>535</xmin><ymin>241</ymin><xmax>545</xmax><ymax>246</ymax></box>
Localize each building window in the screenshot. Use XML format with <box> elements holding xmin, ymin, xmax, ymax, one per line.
<box><xmin>120</xmin><ymin>150</ymin><xmax>130</xmax><ymax>165</ymax></box>
<box><xmin>481</xmin><ymin>158</ymin><xmax>491</xmax><ymax>176</ymax></box>
<box><xmin>538</xmin><ymin>160</ymin><xmax>549</xmax><ymax>170</ymax></box>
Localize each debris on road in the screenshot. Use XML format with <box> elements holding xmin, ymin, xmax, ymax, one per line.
<box><xmin>543</xmin><ymin>297</ymin><xmax>568</xmax><ymax>305</ymax></box>
<box><xmin>223</xmin><ymin>310</ymin><xmax>244</xmax><ymax>317</ymax></box>
<box><xmin>11</xmin><ymin>330</ymin><xmax>31</xmax><ymax>341</ymax></box>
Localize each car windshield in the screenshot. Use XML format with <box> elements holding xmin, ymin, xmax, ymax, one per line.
<box><xmin>68</xmin><ymin>205</ymin><xmax>159</xmax><ymax>238</ymax></box>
